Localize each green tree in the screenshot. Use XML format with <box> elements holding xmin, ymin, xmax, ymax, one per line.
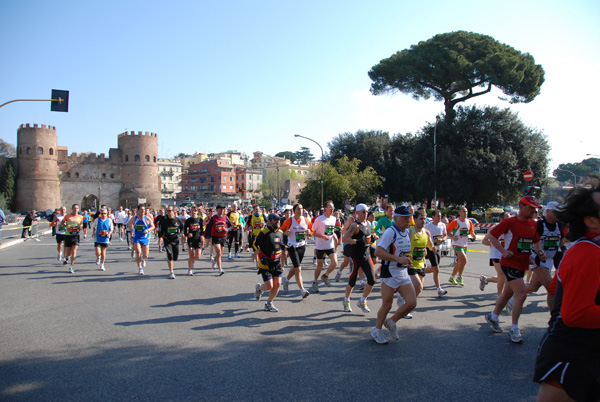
<box><xmin>369</xmin><ymin>31</ymin><xmax>545</xmax><ymax>123</ymax></box>
<box><xmin>275</xmin><ymin>151</ymin><xmax>297</xmax><ymax>163</ymax></box>
<box><xmin>298</xmin><ymin>156</ymin><xmax>381</xmax><ymax>209</ymax></box>
<box><xmin>259</xmin><ymin>168</ymin><xmax>301</xmax><ymax>200</ymax></box>
<box><xmin>0</xmin><ymin>159</ymin><xmax>16</xmax><ymax>211</ymax></box>
<box><xmin>0</xmin><ymin>139</ymin><xmax>16</xmax><ymax>158</ymax></box>
<box><xmin>406</xmin><ymin>106</ymin><xmax>550</xmax><ymax>209</ymax></box>
<box><xmin>295</xmin><ymin>147</ymin><xmax>315</xmax><ymax>164</ymax></box>
<box><xmin>553</xmin><ymin>158</ymin><xmax>600</xmax><ymax>185</ymax></box>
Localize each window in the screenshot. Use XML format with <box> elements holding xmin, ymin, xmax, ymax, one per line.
<box><xmin>135</xmin><ymin>155</ymin><xmax>140</xmax><ymax>162</ymax></box>
<box><xmin>229</xmin><ymin>185</ymin><xmax>233</xmax><ymax>189</ymax></box>
<box><xmin>190</xmin><ymin>177</ymin><xmax>197</xmax><ymax>182</ymax></box>
<box><xmin>102</xmin><ymin>173</ymin><xmax>106</xmax><ymax>179</ymax></box>
<box><xmin>66</xmin><ymin>172</ymin><xmax>71</xmax><ymax>178</ymax></box>
<box><xmin>125</xmin><ymin>155</ymin><xmax>129</xmax><ymax>162</ymax></box>
<box><xmin>75</xmin><ymin>172</ymin><xmax>79</xmax><ymax>178</ymax></box>
<box><xmin>249</xmin><ymin>183</ymin><xmax>252</xmax><ymax>190</ymax></box>
<box><xmin>215</xmin><ymin>167</ymin><xmax>219</xmax><ymax>172</ymax></box>
<box><xmin>193</xmin><ymin>169</ymin><xmax>197</xmax><ymax>173</ymax></box>
<box><xmin>210</xmin><ymin>177</ymin><xmax>215</xmax><ymax>182</ymax></box>
<box><xmin>199</xmin><ymin>177</ymin><xmax>206</xmax><ymax>183</ymax></box>
<box><xmin>145</xmin><ymin>155</ymin><xmax>150</xmax><ymax>162</ymax></box>
<box><xmin>230</xmin><ymin>177</ymin><xmax>233</xmax><ymax>181</ymax></box>
<box><xmin>110</xmin><ymin>173</ymin><xmax>114</xmax><ymax>179</ymax></box>
<box><xmin>200</xmin><ymin>168</ymin><xmax>208</xmax><ymax>174</ymax></box>
<box><xmin>27</xmin><ymin>147</ymin><xmax>31</xmax><ymax>154</ymax></box>
<box><xmin>49</xmin><ymin>148</ymin><xmax>54</xmax><ymax>155</ymax></box>
<box><xmin>153</xmin><ymin>156</ymin><xmax>156</xmax><ymax>162</ymax></box>
<box><xmin>37</xmin><ymin>147</ymin><xmax>43</xmax><ymax>154</ymax></box>
<box><xmin>248</xmin><ymin>175</ymin><xmax>252</xmax><ymax>179</ymax></box>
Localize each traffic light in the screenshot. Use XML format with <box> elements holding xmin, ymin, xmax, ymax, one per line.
<box><xmin>524</xmin><ymin>185</ymin><xmax>540</xmax><ymax>195</ymax></box>
<box><xmin>50</xmin><ymin>89</ymin><xmax>69</xmax><ymax>112</ymax></box>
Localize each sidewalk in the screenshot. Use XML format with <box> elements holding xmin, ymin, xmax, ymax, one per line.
<box><xmin>0</xmin><ymin>223</ymin><xmax>52</xmax><ymax>250</ymax></box>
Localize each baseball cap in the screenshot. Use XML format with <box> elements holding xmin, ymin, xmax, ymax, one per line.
<box><xmin>356</xmin><ymin>203</ymin><xmax>369</xmax><ymax>212</ymax></box>
<box><xmin>519</xmin><ymin>195</ymin><xmax>542</xmax><ymax>209</ymax></box>
<box><xmin>267</xmin><ymin>213</ymin><xmax>281</xmax><ymax>221</ymax></box>
<box><xmin>545</xmin><ymin>201</ymin><xmax>560</xmax><ymax>211</ymax></box>
<box><xmin>394</xmin><ymin>205</ymin><xmax>412</xmax><ymax>217</ymax></box>
<box><xmin>216</xmin><ymin>204</ymin><xmax>225</xmax><ymax>209</ymax></box>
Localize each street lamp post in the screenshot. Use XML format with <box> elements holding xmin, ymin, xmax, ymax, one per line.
<box><xmin>433</xmin><ymin>123</ymin><xmax>437</xmax><ymax>209</ymax></box>
<box><xmin>294</xmin><ymin>134</ymin><xmax>324</xmax><ymax>207</ymax></box>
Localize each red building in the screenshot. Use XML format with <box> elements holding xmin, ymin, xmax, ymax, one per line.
<box><xmin>179</xmin><ymin>159</ymin><xmax>236</xmax><ymax>198</ymax></box>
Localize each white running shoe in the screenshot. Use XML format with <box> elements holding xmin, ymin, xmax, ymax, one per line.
<box><xmin>480</xmin><ymin>275</ymin><xmax>488</xmax><ymax>291</ymax></box>
<box><xmin>57</xmin><ymin>252</ymin><xmax>62</xmax><ymax>261</ymax></box>
<box><xmin>169</xmin><ymin>272</ymin><xmax>175</xmax><ymax>279</ymax></box>
<box><xmin>509</xmin><ymin>327</ymin><xmax>523</xmax><ymax>343</ymax></box>
<box><xmin>370</xmin><ymin>328</ymin><xmax>388</xmax><ymax>344</ymax></box>
<box><xmin>343</xmin><ymin>300</ymin><xmax>352</xmax><ymax>312</ymax></box>
<box><xmin>255</xmin><ymin>283</ymin><xmax>263</xmax><ymax>301</ymax></box>
<box><xmin>96</xmin><ymin>256</ymin><xmax>101</xmax><ymax>265</ymax></box>
<box><xmin>187</xmin><ymin>270</ymin><xmax>194</xmax><ymax>276</ymax></box>
<box><xmin>384</xmin><ymin>318</ymin><xmax>400</xmax><ymax>340</ymax></box>
<box><xmin>282</xmin><ymin>279</ymin><xmax>289</xmax><ymax>293</ymax></box>
<box><xmin>212</xmin><ymin>260</ymin><xmax>217</xmax><ymax>270</ymax></box>
<box><xmin>142</xmin><ymin>260</ymin><xmax>146</xmax><ymax>268</ymax></box>
<box><xmin>228</xmin><ymin>252</ymin><xmax>232</xmax><ymax>260</ymax></box>
<box><xmin>357</xmin><ymin>299</ymin><xmax>371</xmax><ymax>313</ymax></box>
<box><xmin>138</xmin><ymin>268</ymin><xmax>144</xmax><ymax>275</ymax></box>
<box><xmin>100</xmin><ymin>264</ymin><xmax>105</xmax><ymax>271</ymax></box>
<box><xmin>437</xmin><ymin>288</ymin><xmax>448</xmax><ymax>297</ymax></box>
<box><xmin>301</xmin><ymin>289</ymin><xmax>310</xmax><ymax>299</ymax></box>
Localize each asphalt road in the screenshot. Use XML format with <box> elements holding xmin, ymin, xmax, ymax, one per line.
<box><xmin>0</xmin><ymin>233</ymin><xmax>550</xmax><ymax>401</ymax></box>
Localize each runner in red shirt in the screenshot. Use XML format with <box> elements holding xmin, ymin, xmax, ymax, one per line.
<box><xmin>483</xmin><ymin>195</ymin><xmax>545</xmax><ymax>343</ymax></box>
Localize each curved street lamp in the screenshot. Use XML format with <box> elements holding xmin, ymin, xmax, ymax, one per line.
<box><xmin>294</xmin><ymin>134</ymin><xmax>324</xmax><ymax>207</ymax></box>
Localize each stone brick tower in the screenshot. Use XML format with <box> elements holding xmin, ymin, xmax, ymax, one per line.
<box><xmin>117</xmin><ymin>131</ymin><xmax>161</xmax><ymax>208</ymax></box>
<box><xmin>15</xmin><ymin>124</ymin><xmax>61</xmax><ymax>212</ymax></box>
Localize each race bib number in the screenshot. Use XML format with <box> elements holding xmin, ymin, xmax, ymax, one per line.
<box><xmin>543</xmin><ymin>236</ymin><xmax>559</xmax><ymax>251</ymax></box>
<box><xmin>397</xmin><ymin>252</ymin><xmax>412</xmax><ymax>269</ymax></box>
<box><xmin>433</xmin><ymin>235</ymin><xmax>442</xmax><ymax>243</ymax></box>
<box><xmin>517</xmin><ymin>238</ymin><xmax>533</xmax><ymax>254</ymax></box>
<box><xmin>253</xmin><ymin>222</ymin><xmax>263</xmax><ymax>229</ymax></box>
<box><xmin>460</xmin><ymin>228</ymin><xmax>469</xmax><ymax>237</ymax></box>
<box><xmin>190</xmin><ymin>224</ymin><xmax>201</xmax><ymax>231</ymax></box>
<box><xmin>295</xmin><ymin>231</ymin><xmax>306</xmax><ymax>242</ymax></box>
<box><xmin>134</xmin><ymin>224</ymin><xmax>145</xmax><ymax>232</ymax></box>
<box><xmin>167</xmin><ymin>227</ymin><xmax>178</xmax><ymax>234</ymax></box>
<box><xmin>412</xmin><ymin>246</ymin><xmax>426</xmax><ymax>261</ymax></box>
<box><xmin>98</xmin><ymin>230</ymin><xmax>108</xmax><ymax>237</ymax></box>
<box><xmin>324</xmin><ymin>226</ymin><xmax>335</xmax><ymax>235</ymax></box>
<box><xmin>215</xmin><ymin>222</ymin><xmax>226</xmax><ymax>233</ymax></box>
<box><xmin>270</xmin><ymin>251</ymin><xmax>282</xmax><ymax>259</ymax></box>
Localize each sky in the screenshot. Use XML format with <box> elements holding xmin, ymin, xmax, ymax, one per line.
<box><xmin>1</xmin><ymin>0</ymin><xmax>599</xmax><ymax>173</ymax></box>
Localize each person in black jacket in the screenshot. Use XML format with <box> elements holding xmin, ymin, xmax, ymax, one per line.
<box><xmin>253</xmin><ymin>213</ymin><xmax>285</xmax><ymax>312</ymax></box>
<box><xmin>159</xmin><ymin>207</ymin><xmax>183</xmax><ymax>279</ymax></box>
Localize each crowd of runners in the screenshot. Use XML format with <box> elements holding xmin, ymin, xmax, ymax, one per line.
<box><xmin>35</xmin><ymin>177</ymin><xmax>600</xmax><ymax>401</ymax></box>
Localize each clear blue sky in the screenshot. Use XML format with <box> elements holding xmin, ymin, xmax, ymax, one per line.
<box><xmin>1</xmin><ymin>0</ymin><xmax>598</xmax><ymax>172</ymax></box>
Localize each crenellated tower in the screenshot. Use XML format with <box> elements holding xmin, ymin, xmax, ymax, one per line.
<box><xmin>15</xmin><ymin>124</ymin><xmax>61</xmax><ymax>211</ymax></box>
<box><xmin>117</xmin><ymin>131</ymin><xmax>161</xmax><ymax>208</ymax></box>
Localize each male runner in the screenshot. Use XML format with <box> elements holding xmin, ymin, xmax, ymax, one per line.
<box><xmin>254</xmin><ymin>213</ymin><xmax>285</xmax><ymax>312</ymax></box>
<box><xmin>227</xmin><ymin>204</ymin><xmax>243</xmax><ymax>259</ymax></box>
<box><xmin>424</xmin><ymin>209</ymin><xmax>448</xmax><ymax>297</ymax></box>
<box><xmin>204</xmin><ymin>204</ymin><xmax>232</xmax><ymax>276</ymax></box>
<box><xmin>184</xmin><ymin>205</ymin><xmax>205</xmax><ymax>276</ymax></box>
<box><xmin>447</xmin><ymin>206</ymin><xmax>476</xmax><ymax>286</ymax></box>
<box><xmin>312</xmin><ymin>200</ymin><xmax>338</xmax><ymax>293</ymax></box>
<box><xmin>128</xmin><ymin>204</ymin><xmax>155</xmax><ymax>275</ymax></box>
<box><xmin>62</xmin><ymin>204</ymin><xmax>84</xmax><ymax>273</ymax></box>
<box><xmin>159</xmin><ymin>207</ymin><xmax>183</xmax><ymax>279</ymax></box>
<box><xmin>94</xmin><ymin>207</ymin><xmax>113</xmax><ymax>271</ymax></box>
<box><xmin>280</xmin><ymin>203</ymin><xmax>312</xmax><ymax>299</ymax></box>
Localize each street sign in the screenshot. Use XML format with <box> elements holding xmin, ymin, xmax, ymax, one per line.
<box><xmin>50</xmin><ymin>89</ymin><xmax>69</xmax><ymax>112</ymax></box>
<box><xmin>524</xmin><ymin>171</ymin><xmax>534</xmax><ymax>181</ymax></box>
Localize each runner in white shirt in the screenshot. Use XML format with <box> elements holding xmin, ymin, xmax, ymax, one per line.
<box><xmin>114</xmin><ymin>206</ymin><xmax>128</xmax><ymax>242</ymax></box>
<box><xmin>310</xmin><ymin>201</ymin><xmax>338</xmax><ymax>294</ymax></box>
<box><xmin>424</xmin><ymin>210</ymin><xmax>448</xmax><ymax>297</ymax></box>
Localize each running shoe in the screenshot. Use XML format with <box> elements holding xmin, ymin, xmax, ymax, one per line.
<box><xmin>334</xmin><ymin>270</ymin><xmax>342</xmax><ymax>282</ymax></box>
<box><xmin>509</xmin><ymin>327</ymin><xmax>523</xmax><ymax>343</ymax></box>
<box><xmin>506</xmin><ymin>296</ymin><xmax>514</xmax><ymax>315</ymax></box>
<box><xmin>456</xmin><ymin>277</ymin><xmax>464</xmax><ymax>286</ymax></box>
<box><xmin>228</xmin><ymin>252</ymin><xmax>232</xmax><ymax>260</ymax></box>
<box><xmin>282</xmin><ymin>279</ymin><xmax>289</xmax><ymax>293</ymax></box>
<box><xmin>219</xmin><ymin>270</ymin><xmax>225</xmax><ymax>276</ymax></box>
<box><xmin>357</xmin><ymin>299</ymin><xmax>371</xmax><ymax>313</ymax></box>
<box><xmin>301</xmin><ymin>289</ymin><xmax>310</xmax><ymax>299</ymax></box>
<box><xmin>264</xmin><ymin>302</ymin><xmax>278</xmax><ymax>312</ymax></box>
<box><xmin>357</xmin><ymin>282</ymin><xmax>366</xmax><ymax>291</ymax></box>
<box><xmin>211</xmin><ymin>256</ymin><xmax>215</xmax><ymax>263</ymax></box>
<box><xmin>187</xmin><ymin>270</ymin><xmax>194</xmax><ymax>276</ymax></box>
<box><xmin>321</xmin><ymin>274</ymin><xmax>331</xmax><ymax>287</ymax></box>
<box><xmin>255</xmin><ymin>283</ymin><xmax>263</xmax><ymax>300</ymax></box>
<box><xmin>169</xmin><ymin>272</ymin><xmax>175</xmax><ymax>279</ymax></box>
<box><xmin>57</xmin><ymin>252</ymin><xmax>62</xmax><ymax>261</ymax></box>
<box><xmin>310</xmin><ymin>282</ymin><xmax>319</xmax><ymax>293</ymax></box>
<box><xmin>235</xmin><ymin>253</ymin><xmax>240</xmax><ymax>258</ymax></box>
<box><xmin>396</xmin><ymin>292</ymin><xmax>404</xmax><ymax>307</ymax></box>
<box><xmin>142</xmin><ymin>260</ymin><xmax>146</xmax><ymax>268</ymax></box>
<box><xmin>63</xmin><ymin>259</ymin><xmax>68</xmax><ymax>265</ymax></box>
<box><xmin>485</xmin><ymin>313</ymin><xmax>502</xmax><ymax>333</ymax></box>
<box><xmin>158</xmin><ymin>248</ymin><xmax>163</xmax><ymax>253</ymax></box>
<box><xmin>212</xmin><ymin>260</ymin><xmax>217</xmax><ymax>270</ymax></box>
<box><xmin>437</xmin><ymin>288</ymin><xmax>448</xmax><ymax>297</ymax></box>
<box><xmin>324</xmin><ymin>259</ymin><xmax>329</xmax><ymax>267</ymax></box>
<box><xmin>138</xmin><ymin>268</ymin><xmax>144</xmax><ymax>275</ymax></box>
<box><xmin>370</xmin><ymin>328</ymin><xmax>388</xmax><ymax>344</ymax></box>
<box><xmin>403</xmin><ymin>313</ymin><xmax>413</xmax><ymax>319</ymax></box>
<box><xmin>480</xmin><ymin>275</ymin><xmax>488</xmax><ymax>291</ymax></box>
<box><xmin>343</xmin><ymin>300</ymin><xmax>352</xmax><ymax>312</ymax></box>
<box><xmin>69</xmin><ymin>266</ymin><xmax>75</xmax><ymax>274</ymax></box>
<box><xmin>100</xmin><ymin>264</ymin><xmax>105</xmax><ymax>271</ymax></box>
<box><xmin>313</xmin><ymin>257</ymin><xmax>317</xmax><ymax>265</ymax></box>
<box><xmin>96</xmin><ymin>256</ymin><xmax>101</xmax><ymax>265</ymax></box>
<box><xmin>384</xmin><ymin>318</ymin><xmax>400</xmax><ymax>340</ymax></box>
<box><xmin>448</xmin><ymin>276</ymin><xmax>458</xmax><ymax>285</ymax></box>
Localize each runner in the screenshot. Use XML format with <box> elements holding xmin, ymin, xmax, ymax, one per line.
<box><xmin>51</xmin><ymin>206</ymin><xmax>67</xmax><ymax>262</ymax></box>
<box><xmin>312</xmin><ymin>201</ymin><xmax>338</xmax><ymax>293</ymax></box>
<box><xmin>407</xmin><ymin>209</ymin><xmax>436</xmax><ymax>303</ymax></box>
<box><xmin>341</xmin><ymin>204</ymin><xmax>375</xmax><ymax>314</ymax></box>
<box><xmin>533</xmin><ymin>178</ymin><xmax>600</xmax><ymax>402</ymax></box>
<box><xmin>128</xmin><ymin>204</ymin><xmax>155</xmax><ymax>275</ymax></box>
<box><xmin>447</xmin><ymin>206</ymin><xmax>476</xmax><ymax>286</ymax></box>
<box><xmin>177</xmin><ymin>207</ymin><xmax>189</xmax><ymax>252</ymax></box>
<box><xmin>483</xmin><ymin>195</ymin><xmax>545</xmax><ymax>343</ymax></box>
<box><xmin>334</xmin><ymin>209</ymin><xmax>356</xmax><ymax>283</ymax></box>
<box><xmin>248</xmin><ymin>204</ymin><xmax>267</xmax><ymax>267</ymax></box>
<box><xmin>183</xmin><ymin>205</ymin><xmax>205</xmax><ymax>276</ymax></box>
<box><xmin>159</xmin><ymin>206</ymin><xmax>183</xmax><ymax>279</ymax></box>
<box><xmin>204</xmin><ymin>204</ymin><xmax>232</xmax><ymax>276</ymax></box>
<box><xmin>154</xmin><ymin>208</ymin><xmax>166</xmax><ymax>252</ymax></box>
<box><xmin>279</xmin><ymin>206</ymin><xmax>292</xmax><ymax>266</ymax></box>
<box><xmin>280</xmin><ymin>203</ymin><xmax>312</xmax><ymax>299</ymax></box>
<box><xmin>371</xmin><ymin>205</ymin><xmax>416</xmax><ymax>344</ymax></box>
<box><xmin>227</xmin><ymin>204</ymin><xmax>242</xmax><ymax>259</ymax></box>
<box><xmin>253</xmin><ymin>213</ymin><xmax>286</xmax><ymax>312</ymax></box>
<box><xmin>480</xmin><ymin>212</ymin><xmax>510</xmax><ymax>295</ymax></box>
<box><xmin>93</xmin><ymin>207</ymin><xmax>113</xmax><ymax>271</ymax></box>
<box><xmin>62</xmin><ymin>204</ymin><xmax>84</xmax><ymax>274</ymax></box>
<box><xmin>424</xmin><ymin>209</ymin><xmax>448</xmax><ymax>297</ymax></box>
<box><xmin>81</xmin><ymin>209</ymin><xmax>90</xmax><ymax>239</ymax></box>
<box><xmin>114</xmin><ymin>206</ymin><xmax>127</xmax><ymax>242</ymax></box>
<box><xmin>124</xmin><ymin>209</ymin><xmax>133</xmax><ymax>251</ymax></box>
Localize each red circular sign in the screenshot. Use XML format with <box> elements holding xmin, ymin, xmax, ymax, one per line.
<box><xmin>524</xmin><ymin>171</ymin><xmax>534</xmax><ymax>181</ymax></box>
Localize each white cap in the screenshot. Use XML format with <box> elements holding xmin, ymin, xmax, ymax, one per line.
<box><xmin>356</xmin><ymin>203</ymin><xmax>369</xmax><ymax>212</ymax></box>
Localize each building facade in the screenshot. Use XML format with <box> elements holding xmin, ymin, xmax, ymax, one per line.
<box><xmin>158</xmin><ymin>158</ymin><xmax>182</xmax><ymax>202</ymax></box>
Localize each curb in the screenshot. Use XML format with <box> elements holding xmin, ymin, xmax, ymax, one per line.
<box><xmin>0</xmin><ymin>228</ymin><xmax>53</xmax><ymax>251</ymax></box>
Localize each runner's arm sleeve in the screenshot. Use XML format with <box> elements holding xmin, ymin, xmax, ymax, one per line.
<box><xmin>280</xmin><ymin>218</ymin><xmax>291</xmax><ymax>232</ymax></box>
